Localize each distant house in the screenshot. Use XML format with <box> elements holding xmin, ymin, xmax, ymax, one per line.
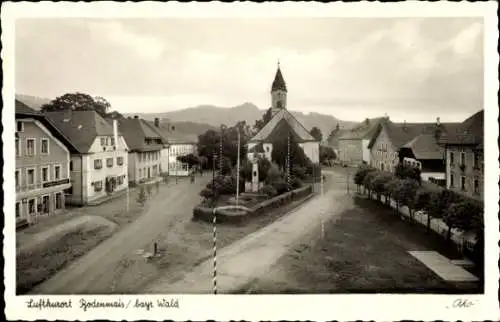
<box><xmin>15</xmin><ymin>100</ymin><xmax>77</xmax><ymax>227</ymax></box>
<box><xmin>149</xmin><ymin>118</ymin><xmax>198</xmax><ymax>177</ymax></box>
<box><xmin>368</xmin><ymin>117</ymin><xmax>460</xmax><ymax>180</ymax></box>
<box><xmin>46</xmin><ymin>110</ymin><xmax>129</xmax><ymax>205</ymax></box>
<box><xmin>117</xmin><ymin>116</ymin><xmax>166</xmax><ymax>185</ymax></box>
<box><xmin>326</xmin><ymin>123</ymin><xmax>348</xmax><ymax>158</ymax></box>
<box><xmin>439</xmin><ymin>110</ymin><xmax>484</xmax><ymax>201</ymax></box>
<box><xmin>247</xmin><ymin>64</ymin><xmax>320</xmax><ymax>164</ymax></box>
<box><xmin>337</xmin><ymin>117</ymin><xmax>385</xmax><ymax>166</ymax></box>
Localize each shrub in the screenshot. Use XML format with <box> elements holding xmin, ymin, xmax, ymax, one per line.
<box><xmin>354</xmin><ymin>165</ymin><xmax>376</xmax><ymax>191</ymax></box>
<box><xmin>395</xmin><ymin>164</ymin><xmax>421</xmax><ymax>185</ymax></box>
<box><xmin>371</xmin><ymin>172</ymin><xmax>393</xmax><ymax>201</ymax></box>
<box><xmin>262</xmin><ymin>184</ymin><xmax>278</xmax><ymax>197</ymax></box>
<box><xmin>291</xmin><ymin>165</ymin><xmax>308</xmax><ymax>180</ymax></box>
<box><xmin>272</xmin><ymin>179</ymin><xmax>289</xmax><ymax>195</ymax></box>
<box><xmin>443</xmin><ymin>200</ymin><xmax>477</xmax><ymax>240</ymax></box>
<box><xmin>266</xmin><ymin>163</ymin><xmax>283</xmax><ymax>184</ymax></box>
<box><xmin>363</xmin><ymin>171</ymin><xmax>378</xmax><ymax>197</ymax></box>
<box><xmin>290</xmin><ymin>176</ymin><xmax>304</xmax><ymax>189</ymax></box>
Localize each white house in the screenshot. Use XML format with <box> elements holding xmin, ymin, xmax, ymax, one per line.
<box><xmin>149</xmin><ymin>118</ymin><xmax>198</xmax><ymax>176</ymax></box>
<box><xmin>46</xmin><ymin>110</ymin><xmax>129</xmax><ymax>205</ymax></box>
<box><xmin>117</xmin><ymin>116</ymin><xmax>165</xmax><ymax>185</ymax></box>
<box><xmin>247</xmin><ymin>64</ymin><xmax>320</xmax><ymax>164</ymax></box>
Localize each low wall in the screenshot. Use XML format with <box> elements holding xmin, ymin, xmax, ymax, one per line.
<box><xmin>193</xmin><ymin>185</ymin><xmax>313</xmax><ymax>224</ymax></box>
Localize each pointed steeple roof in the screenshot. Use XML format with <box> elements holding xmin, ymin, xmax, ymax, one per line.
<box><xmin>271</xmin><ymin>62</ymin><xmax>287</xmax><ymax>92</ymax></box>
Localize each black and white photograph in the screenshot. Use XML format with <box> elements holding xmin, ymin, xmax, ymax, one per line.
<box><xmin>3</xmin><ymin>1</ymin><xmax>499</xmax><ymax>321</ymax></box>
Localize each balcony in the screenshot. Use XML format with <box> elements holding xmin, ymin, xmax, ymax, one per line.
<box><xmin>16</xmin><ymin>178</ymin><xmax>71</xmax><ymax>196</ymax></box>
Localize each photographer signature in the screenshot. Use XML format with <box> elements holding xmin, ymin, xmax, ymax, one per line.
<box><xmin>450</xmin><ymin>298</ymin><xmax>475</xmax><ymax>309</ymax></box>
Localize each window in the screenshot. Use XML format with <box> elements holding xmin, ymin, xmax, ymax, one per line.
<box><xmin>26</xmin><ymin>139</ymin><xmax>35</xmax><ymax>156</ymax></box>
<box><xmin>117</xmin><ymin>156</ymin><xmax>124</xmax><ymax>166</ymax></box>
<box><xmin>28</xmin><ymin>199</ymin><xmax>36</xmax><ymax>214</ymax></box>
<box><xmin>16</xmin><ymin>138</ymin><xmax>20</xmax><ymax>156</ymax></box>
<box><xmin>106</xmin><ymin>158</ymin><xmax>113</xmax><ymax>168</ymax></box>
<box><xmin>139</xmin><ymin>169</ymin><xmax>142</xmax><ymax>178</ymax></box>
<box><xmin>70</xmin><ymin>161</ymin><xmax>73</xmax><ymax>171</ymax></box>
<box><xmin>449</xmin><ymin>151</ymin><xmax>454</xmax><ymax>165</ymax></box>
<box><xmin>473</xmin><ymin>151</ymin><xmax>480</xmax><ymax>168</ymax></box>
<box><xmin>460</xmin><ymin>152</ymin><xmax>466</xmax><ymax>166</ymax></box>
<box><xmin>15</xmin><ymin>170</ymin><xmax>20</xmax><ymax>188</ymax></box>
<box><xmin>27</xmin><ymin>168</ymin><xmax>35</xmax><ymax>185</ymax></box>
<box><xmin>460</xmin><ymin>176</ymin><xmax>466</xmax><ymax>191</ymax></box>
<box><xmin>55</xmin><ymin>193</ymin><xmax>63</xmax><ymax>209</ymax></box>
<box><xmin>111</xmin><ymin>138</ymin><xmax>115</xmax><ymax>146</ymax></box>
<box><xmin>54</xmin><ymin>165</ymin><xmax>61</xmax><ymax>180</ymax></box>
<box><xmin>93</xmin><ymin>181</ymin><xmax>103</xmax><ymax>192</ymax></box>
<box><xmin>474</xmin><ymin>177</ymin><xmax>480</xmax><ymax>194</ymax></box>
<box><xmin>117</xmin><ymin>176</ymin><xmax>123</xmax><ymax>185</ymax></box>
<box><xmin>450</xmin><ymin>174</ymin><xmax>454</xmax><ymax>187</ymax></box>
<box><xmin>17</xmin><ymin>121</ymin><xmax>24</xmax><ymax>132</ymax></box>
<box><xmin>41</xmin><ymin>138</ymin><xmax>49</xmax><ymax>154</ymax></box>
<box><xmin>15</xmin><ymin>202</ymin><xmax>21</xmax><ymax>219</ymax></box>
<box><xmin>101</xmin><ymin>137</ymin><xmax>106</xmax><ymax>146</ymax></box>
<box><xmin>41</xmin><ymin>167</ymin><xmax>49</xmax><ymax>183</ymax></box>
<box><xmin>94</xmin><ymin>159</ymin><xmax>102</xmax><ymax>169</ymax></box>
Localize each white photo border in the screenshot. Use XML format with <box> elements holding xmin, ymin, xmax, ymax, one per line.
<box><xmin>2</xmin><ymin>1</ymin><xmax>499</xmax><ymax>321</ymax></box>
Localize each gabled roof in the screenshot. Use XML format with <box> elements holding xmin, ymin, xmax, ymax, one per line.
<box><xmin>439</xmin><ymin>110</ymin><xmax>483</xmax><ymax>147</ymax></box>
<box><xmin>16</xmin><ymin>99</ymin><xmax>40</xmax><ymax>115</ymax></box>
<box><xmin>146</xmin><ymin>121</ymin><xmax>198</xmax><ymax>144</ymax></box>
<box><xmin>271</xmin><ymin>66</ymin><xmax>287</xmax><ymax>92</ymax></box>
<box><xmin>402</xmin><ymin>133</ymin><xmax>444</xmax><ymax>160</ymax></box>
<box><xmin>15</xmin><ymin>100</ymin><xmax>80</xmax><ymax>154</ymax></box>
<box><xmin>327</xmin><ymin>128</ymin><xmax>349</xmax><ymax>148</ymax></box>
<box><xmin>45</xmin><ymin>110</ymin><xmax>116</xmax><ymax>153</ymax></box>
<box><xmin>339</xmin><ymin>117</ymin><xmax>386</xmax><ymax>140</ymax></box>
<box><xmin>117</xmin><ymin>118</ymin><xmax>166</xmax><ymax>152</ymax></box>
<box><xmin>248</xmin><ymin>108</ymin><xmax>316</xmax><ymax>143</ymax></box>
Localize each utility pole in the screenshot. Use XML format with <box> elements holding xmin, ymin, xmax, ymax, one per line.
<box><xmin>236</xmin><ymin>127</ymin><xmax>241</xmax><ymax>207</ymax></box>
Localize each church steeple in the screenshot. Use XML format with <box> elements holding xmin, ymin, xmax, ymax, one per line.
<box><xmin>271</xmin><ymin>62</ymin><xmax>287</xmax><ymax>92</ymax></box>
<box><xmin>271</xmin><ymin>62</ymin><xmax>287</xmax><ymax>112</ymax></box>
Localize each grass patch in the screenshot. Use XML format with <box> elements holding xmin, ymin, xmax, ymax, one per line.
<box><xmin>16</xmin><ymin>226</ymin><xmax>112</xmax><ymax>294</ymax></box>
<box><xmin>243</xmin><ymin>196</ymin><xmax>482</xmax><ymax>294</ymax></box>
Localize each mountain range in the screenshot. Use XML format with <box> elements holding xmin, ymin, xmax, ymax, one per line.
<box><xmin>124</xmin><ymin>102</ymin><xmax>358</xmax><ymax>139</ymax></box>
<box><xmin>15</xmin><ymin>95</ymin><xmax>358</xmax><ymax>139</ymax></box>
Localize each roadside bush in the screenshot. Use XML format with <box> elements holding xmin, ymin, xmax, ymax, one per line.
<box><xmin>262</xmin><ymin>184</ymin><xmax>278</xmax><ymax>197</ymax></box>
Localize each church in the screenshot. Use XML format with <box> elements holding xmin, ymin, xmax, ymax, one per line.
<box><xmin>247</xmin><ymin>64</ymin><xmax>320</xmax><ymax>164</ymax></box>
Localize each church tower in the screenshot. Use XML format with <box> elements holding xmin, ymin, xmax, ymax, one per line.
<box><xmin>270</xmin><ymin>62</ymin><xmax>287</xmax><ymax>115</ymax></box>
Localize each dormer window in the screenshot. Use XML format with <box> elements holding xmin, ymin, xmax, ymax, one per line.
<box><xmin>17</xmin><ymin>121</ymin><xmax>24</xmax><ymax>132</ymax></box>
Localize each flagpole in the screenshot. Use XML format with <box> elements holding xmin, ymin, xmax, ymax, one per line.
<box><xmin>236</xmin><ymin>128</ymin><xmax>241</xmax><ymax>207</ymax></box>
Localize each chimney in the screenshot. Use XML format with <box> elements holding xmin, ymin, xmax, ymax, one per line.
<box><xmin>154</xmin><ymin>118</ymin><xmax>160</xmax><ymax>127</ymax></box>
<box><xmin>134</xmin><ymin>115</ymin><xmax>139</xmax><ymax>119</ymax></box>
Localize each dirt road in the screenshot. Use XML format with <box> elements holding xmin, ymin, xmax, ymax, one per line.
<box><xmin>31</xmin><ymin>176</ymin><xmax>211</xmax><ymax>294</ymax></box>
<box><xmin>146</xmin><ymin>169</ymin><xmax>354</xmax><ymax>293</ymax></box>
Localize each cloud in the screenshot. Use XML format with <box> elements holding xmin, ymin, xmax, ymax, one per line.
<box><xmin>450</xmin><ymin>22</ymin><xmax>483</xmax><ymax>55</ymax></box>
<box><xmin>87</xmin><ymin>21</ymin><xmax>165</xmax><ymax>59</ymax></box>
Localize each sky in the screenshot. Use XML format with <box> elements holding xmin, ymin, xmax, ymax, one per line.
<box><xmin>15</xmin><ymin>18</ymin><xmax>484</xmax><ymax>122</ymax></box>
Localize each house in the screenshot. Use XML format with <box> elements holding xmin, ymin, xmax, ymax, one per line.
<box><xmin>326</xmin><ymin>123</ymin><xmax>348</xmax><ymax>158</ymax></box>
<box><xmin>149</xmin><ymin>118</ymin><xmax>198</xmax><ymax>176</ymax></box>
<box><xmin>337</xmin><ymin>117</ymin><xmax>385</xmax><ymax>166</ymax></box>
<box><xmin>45</xmin><ymin>110</ymin><xmax>129</xmax><ymax>206</ymax></box>
<box><xmin>247</xmin><ymin>63</ymin><xmax>320</xmax><ymax>164</ymax></box>
<box><xmin>15</xmin><ymin>100</ymin><xmax>78</xmax><ymax>226</ymax></box>
<box><xmin>116</xmin><ymin>116</ymin><xmax>166</xmax><ymax>185</ymax></box>
<box><xmin>368</xmin><ymin>117</ymin><xmax>460</xmax><ymax>180</ymax></box>
<box><xmin>438</xmin><ymin>110</ymin><xmax>484</xmax><ymax>201</ymax></box>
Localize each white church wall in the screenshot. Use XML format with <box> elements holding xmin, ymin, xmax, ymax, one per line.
<box><xmin>299</xmin><ymin>141</ymin><xmax>320</xmax><ymax>163</ymax></box>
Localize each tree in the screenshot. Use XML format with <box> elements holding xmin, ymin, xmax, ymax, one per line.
<box><xmin>389</xmin><ymin>179</ymin><xmax>405</xmax><ymax>214</ymax></box>
<box><xmin>363</xmin><ymin>171</ymin><xmax>378</xmax><ymax>199</ymax></box>
<box><xmin>372</xmin><ymin>172</ymin><xmax>393</xmax><ymax>203</ymax></box>
<box><xmin>177</xmin><ymin>153</ymin><xmax>199</xmax><ymax>170</ymax></box>
<box><xmin>398</xmin><ymin>179</ymin><xmax>420</xmax><ymax>220</ymax></box>
<box><xmin>320</xmin><ymin>145</ymin><xmax>336</xmax><ymax>164</ymax></box>
<box><xmin>354</xmin><ymin>165</ymin><xmax>376</xmax><ymax>193</ymax></box>
<box><xmin>40</xmin><ymin>92</ymin><xmax>112</xmax><ymax>117</ymax></box>
<box><xmin>443</xmin><ymin>200</ymin><xmax>476</xmax><ymax>241</ymax></box>
<box><xmin>271</xmin><ymin>134</ymin><xmax>311</xmax><ymax>171</ymax></box>
<box><xmin>395</xmin><ymin>164</ymin><xmax>421</xmax><ymax>185</ymax></box>
<box><xmin>310</xmin><ymin>126</ymin><xmax>323</xmax><ymax>142</ymax></box>
<box><xmin>253</xmin><ymin>107</ymin><xmax>274</xmax><ymax>133</ymax></box>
